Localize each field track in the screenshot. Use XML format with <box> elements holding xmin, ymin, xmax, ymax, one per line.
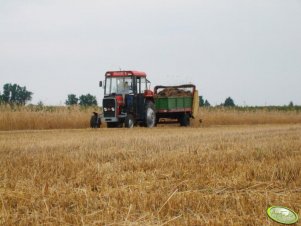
<box><xmin>0</xmin><ymin>124</ymin><xmax>300</xmax><ymax>225</ymax></box>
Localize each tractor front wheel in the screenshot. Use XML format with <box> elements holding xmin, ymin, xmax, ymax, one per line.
<box><xmin>90</xmin><ymin>114</ymin><xmax>101</xmax><ymax>128</ymax></box>
<box><xmin>125</xmin><ymin>114</ymin><xmax>134</xmax><ymax>128</ymax></box>
<box><xmin>145</xmin><ymin>101</ymin><xmax>156</xmax><ymax>128</ymax></box>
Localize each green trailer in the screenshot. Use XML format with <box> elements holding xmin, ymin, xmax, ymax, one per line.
<box><xmin>154</xmin><ymin>84</ymin><xmax>199</xmax><ymax>126</ymax></box>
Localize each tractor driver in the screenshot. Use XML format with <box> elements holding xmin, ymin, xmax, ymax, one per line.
<box><xmin>124</xmin><ymin>81</ymin><xmax>130</xmax><ymax>93</ymax></box>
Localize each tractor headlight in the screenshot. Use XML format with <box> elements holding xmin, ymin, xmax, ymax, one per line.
<box><xmin>104</xmin><ymin>108</ymin><xmax>107</xmax><ymax>111</ymax></box>
<box><xmin>111</xmin><ymin>107</ymin><xmax>115</xmax><ymax>112</ymax></box>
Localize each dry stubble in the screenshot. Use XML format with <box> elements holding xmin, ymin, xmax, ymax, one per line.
<box><xmin>0</xmin><ymin>125</ymin><xmax>300</xmax><ymax>225</ymax></box>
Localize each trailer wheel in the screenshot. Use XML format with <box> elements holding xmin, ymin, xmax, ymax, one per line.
<box><xmin>90</xmin><ymin>115</ymin><xmax>101</xmax><ymax>128</ymax></box>
<box><xmin>145</xmin><ymin>101</ymin><xmax>156</xmax><ymax>128</ymax></box>
<box><xmin>180</xmin><ymin>113</ymin><xmax>190</xmax><ymax>127</ymax></box>
<box><xmin>125</xmin><ymin>114</ymin><xmax>134</xmax><ymax>128</ymax></box>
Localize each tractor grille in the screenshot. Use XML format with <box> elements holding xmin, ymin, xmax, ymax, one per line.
<box><xmin>103</xmin><ymin>98</ymin><xmax>116</xmax><ymax>118</ymax></box>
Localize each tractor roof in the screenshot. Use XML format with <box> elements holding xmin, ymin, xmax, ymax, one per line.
<box><xmin>105</xmin><ymin>71</ymin><xmax>146</xmax><ymax>77</ymax></box>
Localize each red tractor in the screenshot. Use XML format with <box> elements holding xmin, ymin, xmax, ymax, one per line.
<box><xmin>96</xmin><ymin>70</ymin><xmax>156</xmax><ymax>128</ymax></box>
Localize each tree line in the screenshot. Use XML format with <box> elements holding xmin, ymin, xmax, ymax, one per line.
<box><xmin>0</xmin><ymin>83</ymin><xmax>297</xmax><ymax>108</ymax></box>
<box><xmin>0</xmin><ymin>83</ymin><xmax>32</xmax><ymax>105</ymax></box>
<box><xmin>65</xmin><ymin>94</ymin><xmax>97</xmax><ymax>106</ymax></box>
<box><xmin>0</xmin><ymin>83</ymin><xmax>98</xmax><ymax>107</ymax></box>
<box><xmin>199</xmin><ymin>96</ymin><xmax>236</xmax><ymax>107</ymax></box>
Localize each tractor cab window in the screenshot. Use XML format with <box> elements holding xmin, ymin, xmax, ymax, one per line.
<box><xmin>105</xmin><ymin>77</ymin><xmax>111</xmax><ymax>95</ymax></box>
<box><xmin>105</xmin><ymin>76</ymin><xmax>133</xmax><ymax>95</ymax></box>
<box><xmin>122</xmin><ymin>77</ymin><xmax>133</xmax><ymax>94</ymax></box>
<box><xmin>137</xmin><ymin>77</ymin><xmax>147</xmax><ymax>94</ymax></box>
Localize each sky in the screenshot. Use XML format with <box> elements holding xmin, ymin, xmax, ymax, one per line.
<box><xmin>0</xmin><ymin>0</ymin><xmax>300</xmax><ymax>106</ymax></box>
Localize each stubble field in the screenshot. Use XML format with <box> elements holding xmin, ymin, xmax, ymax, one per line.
<box><xmin>0</xmin><ymin>124</ymin><xmax>300</xmax><ymax>225</ymax></box>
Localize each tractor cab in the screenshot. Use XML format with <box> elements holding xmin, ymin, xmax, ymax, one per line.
<box><xmin>103</xmin><ymin>71</ymin><xmax>149</xmax><ymax>96</ymax></box>
<box><xmin>100</xmin><ymin>71</ymin><xmax>155</xmax><ymax>128</ymax></box>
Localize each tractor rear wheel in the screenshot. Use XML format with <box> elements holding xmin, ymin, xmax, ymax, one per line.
<box><xmin>125</xmin><ymin>114</ymin><xmax>134</xmax><ymax>128</ymax></box>
<box><xmin>145</xmin><ymin>101</ymin><xmax>156</xmax><ymax>128</ymax></box>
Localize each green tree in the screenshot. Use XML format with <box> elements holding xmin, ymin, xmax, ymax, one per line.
<box><xmin>199</xmin><ymin>96</ymin><xmax>211</xmax><ymax>107</ymax></box>
<box><xmin>0</xmin><ymin>83</ymin><xmax>33</xmax><ymax>105</ymax></box>
<box><xmin>79</xmin><ymin>94</ymin><xmax>97</xmax><ymax>106</ymax></box>
<box><xmin>199</xmin><ymin>96</ymin><xmax>205</xmax><ymax>107</ymax></box>
<box><xmin>0</xmin><ymin>92</ymin><xmax>3</xmax><ymax>104</ymax></box>
<box><xmin>65</xmin><ymin>94</ymin><xmax>79</xmax><ymax>105</ymax></box>
<box><xmin>288</xmin><ymin>101</ymin><xmax>294</xmax><ymax>107</ymax></box>
<box><xmin>204</xmin><ymin>100</ymin><xmax>211</xmax><ymax>107</ymax></box>
<box><xmin>223</xmin><ymin>97</ymin><xmax>235</xmax><ymax>107</ymax></box>
<box><xmin>35</xmin><ymin>101</ymin><xmax>44</xmax><ymax>111</ymax></box>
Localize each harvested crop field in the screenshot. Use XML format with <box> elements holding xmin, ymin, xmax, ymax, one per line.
<box><xmin>0</xmin><ymin>124</ymin><xmax>300</xmax><ymax>225</ymax></box>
